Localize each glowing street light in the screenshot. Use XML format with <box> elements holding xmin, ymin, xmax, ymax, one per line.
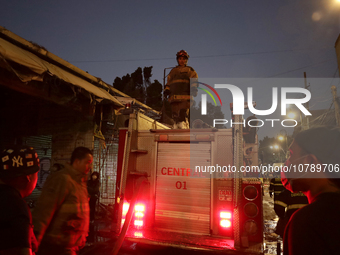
<box><xmin>287</xmin><ymin>112</ymin><xmax>296</xmax><ymax>119</ymax></box>
<box><xmin>271</xmin><ymin>143</ymin><xmax>288</xmax><ymax>162</ymax></box>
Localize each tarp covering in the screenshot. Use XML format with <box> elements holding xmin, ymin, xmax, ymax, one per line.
<box><xmin>0</xmin><ymin>37</ymin><xmax>123</xmax><ymax>107</ymax></box>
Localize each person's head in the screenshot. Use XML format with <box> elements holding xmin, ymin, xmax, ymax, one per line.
<box><xmin>70</xmin><ymin>147</ymin><xmax>93</xmax><ymax>174</ymax></box>
<box><xmin>0</xmin><ymin>145</ymin><xmax>40</xmax><ymax>197</ymax></box>
<box><xmin>91</xmin><ymin>171</ymin><xmax>99</xmax><ymax>181</ymax></box>
<box><xmin>51</xmin><ymin>163</ymin><xmax>64</xmax><ymax>172</ymax></box>
<box><xmin>282</xmin><ymin>126</ymin><xmax>340</xmax><ymax>193</ymax></box>
<box><xmin>176</xmin><ymin>50</ymin><xmax>189</xmax><ymax>66</ymax></box>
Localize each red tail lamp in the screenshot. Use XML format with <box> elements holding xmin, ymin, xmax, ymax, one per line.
<box><xmin>123</xmin><ymin>202</ymin><xmax>130</xmax><ymax>216</ymax></box>
<box><xmin>220</xmin><ymin>210</ymin><xmax>232</xmax><ymax>228</ymax></box>
<box><xmin>121</xmin><ymin>202</ymin><xmax>147</xmax><ymax>229</ymax></box>
<box><xmin>121</xmin><ymin>202</ymin><xmax>130</xmax><ymax>227</ymax></box>
<box><xmin>134</xmin><ymin>203</ymin><xmax>146</xmax><ymax>229</ymax></box>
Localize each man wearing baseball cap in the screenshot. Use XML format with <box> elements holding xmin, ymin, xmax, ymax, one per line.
<box><xmin>282</xmin><ymin>126</ymin><xmax>340</xmax><ymax>255</ymax></box>
<box><xmin>0</xmin><ymin>145</ymin><xmax>40</xmax><ymax>255</ymax></box>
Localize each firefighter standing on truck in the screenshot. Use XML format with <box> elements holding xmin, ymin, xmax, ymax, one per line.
<box><xmin>164</xmin><ymin>50</ymin><xmax>198</xmax><ymax>129</ymax></box>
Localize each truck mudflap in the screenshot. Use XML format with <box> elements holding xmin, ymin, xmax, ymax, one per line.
<box><xmin>124</xmin><ymin>228</ymin><xmax>264</xmax><ymax>254</ymax></box>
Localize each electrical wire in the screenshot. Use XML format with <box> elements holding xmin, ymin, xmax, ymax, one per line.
<box><xmin>300</xmin><ymin>67</ymin><xmax>339</xmax><ymax>110</ymax></box>
<box><xmin>266</xmin><ymin>59</ymin><xmax>334</xmax><ymax>78</ymax></box>
<box><xmin>68</xmin><ymin>46</ymin><xmax>334</xmax><ymax>63</ymax></box>
<box><xmin>236</xmin><ymin>59</ymin><xmax>336</xmax><ymax>87</ymax></box>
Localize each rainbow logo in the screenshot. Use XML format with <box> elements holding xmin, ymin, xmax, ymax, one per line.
<box><xmin>196</xmin><ymin>82</ymin><xmax>222</xmax><ymax>106</ymax></box>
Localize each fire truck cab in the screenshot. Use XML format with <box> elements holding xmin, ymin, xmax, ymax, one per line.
<box><xmin>114</xmin><ymin>111</ymin><xmax>263</xmax><ymax>254</ymax></box>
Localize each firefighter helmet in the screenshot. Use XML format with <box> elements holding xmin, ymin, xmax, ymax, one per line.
<box><xmin>176</xmin><ymin>50</ymin><xmax>189</xmax><ymax>60</ymax></box>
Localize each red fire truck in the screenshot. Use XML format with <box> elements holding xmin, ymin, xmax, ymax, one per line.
<box><xmin>113</xmin><ymin>111</ymin><xmax>263</xmax><ymax>254</ymax></box>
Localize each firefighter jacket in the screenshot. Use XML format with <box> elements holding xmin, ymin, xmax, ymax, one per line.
<box><xmin>269</xmin><ymin>178</ymin><xmax>285</xmax><ymax>200</ymax></box>
<box><xmin>274</xmin><ymin>189</ymin><xmax>308</xmax><ymax>237</ymax></box>
<box><xmin>274</xmin><ymin>189</ymin><xmax>308</xmax><ymax>219</ymax></box>
<box><xmin>166</xmin><ymin>65</ymin><xmax>198</xmax><ymax>99</ymax></box>
<box><xmin>32</xmin><ymin>163</ymin><xmax>90</xmax><ymax>249</ymax></box>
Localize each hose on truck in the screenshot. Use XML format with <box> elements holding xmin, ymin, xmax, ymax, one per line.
<box><xmin>111</xmin><ymin>176</ymin><xmax>148</xmax><ymax>255</ymax></box>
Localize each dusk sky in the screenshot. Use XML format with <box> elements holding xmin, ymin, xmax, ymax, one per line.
<box><xmin>2</xmin><ymin>0</ymin><xmax>340</xmax><ymax>138</ymax></box>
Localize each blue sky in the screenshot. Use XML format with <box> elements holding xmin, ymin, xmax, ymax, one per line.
<box><xmin>1</xmin><ymin>0</ymin><xmax>340</xmax><ymax>138</ymax></box>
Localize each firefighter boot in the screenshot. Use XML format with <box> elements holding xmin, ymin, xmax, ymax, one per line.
<box><xmin>177</xmin><ymin>108</ymin><xmax>190</xmax><ymax>129</ymax></box>
<box><xmin>172</xmin><ymin>113</ymin><xmax>180</xmax><ymax>129</ymax></box>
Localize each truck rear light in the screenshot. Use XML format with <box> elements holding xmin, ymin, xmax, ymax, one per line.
<box><xmin>123</xmin><ymin>202</ymin><xmax>130</xmax><ymax>216</ymax></box>
<box><xmin>219</xmin><ymin>210</ymin><xmax>232</xmax><ymax>229</ymax></box>
<box><xmin>121</xmin><ymin>202</ymin><xmax>147</xmax><ymax>229</ymax></box>
<box><xmin>220</xmin><ymin>211</ymin><xmax>232</xmax><ymax>219</ymax></box>
<box><xmin>121</xmin><ymin>202</ymin><xmax>130</xmax><ymax>228</ymax></box>
<box><xmin>134</xmin><ymin>220</ymin><xmax>144</xmax><ymax>227</ymax></box>
<box><xmin>220</xmin><ymin>219</ymin><xmax>232</xmax><ymax>228</ymax></box>
<box><xmin>243</xmin><ymin>185</ymin><xmax>258</xmax><ymax>200</ymax></box>
<box><xmin>134</xmin><ymin>203</ymin><xmax>146</xmax><ymax>229</ymax></box>
<box><xmin>135</xmin><ymin>204</ymin><xmax>145</xmax><ymax>212</ymax></box>
<box><xmin>135</xmin><ymin>212</ymin><xmax>144</xmax><ymax>217</ymax></box>
<box><xmin>240</xmin><ymin>182</ymin><xmax>263</xmax><ymax>243</ymax></box>
<box><xmin>244</xmin><ymin>220</ymin><xmax>258</xmax><ymax>235</ymax></box>
<box><xmin>244</xmin><ymin>203</ymin><xmax>258</xmax><ymax>218</ymax></box>
<box><xmin>134</xmin><ymin>231</ymin><xmax>143</xmax><ymax>238</ymax></box>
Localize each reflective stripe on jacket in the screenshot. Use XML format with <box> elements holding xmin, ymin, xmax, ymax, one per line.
<box><xmin>269</xmin><ymin>178</ymin><xmax>286</xmax><ymax>200</ymax></box>
<box><xmin>274</xmin><ymin>189</ymin><xmax>308</xmax><ymax>219</ymax></box>
<box><xmin>166</xmin><ymin>65</ymin><xmax>198</xmax><ymax>96</ymax></box>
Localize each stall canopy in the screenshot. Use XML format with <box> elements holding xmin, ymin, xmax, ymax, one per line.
<box><xmin>0</xmin><ymin>37</ymin><xmax>123</xmax><ymax>107</ymax></box>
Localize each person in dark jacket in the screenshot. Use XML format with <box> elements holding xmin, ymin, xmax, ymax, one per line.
<box><xmin>33</xmin><ymin>147</ymin><xmax>92</xmax><ymax>255</ymax></box>
<box><xmin>0</xmin><ymin>145</ymin><xmax>40</xmax><ymax>255</ymax></box>
<box><xmin>282</xmin><ymin>126</ymin><xmax>340</xmax><ymax>255</ymax></box>
<box><xmin>269</xmin><ymin>177</ymin><xmax>286</xmax><ymax>200</ymax></box>
<box><xmin>87</xmin><ymin>171</ymin><xmax>100</xmax><ymax>222</ymax></box>
<box><xmin>86</xmin><ymin>172</ymin><xmax>100</xmax><ymax>243</ymax></box>
<box><xmin>274</xmin><ymin>189</ymin><xmax>308</xmax><ymax>237</ymax></box>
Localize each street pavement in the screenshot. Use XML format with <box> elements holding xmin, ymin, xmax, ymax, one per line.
<box><xmin>262</xmin><ymin>180</ymin><xmax>282</xmax><ymax>255</ymax></box>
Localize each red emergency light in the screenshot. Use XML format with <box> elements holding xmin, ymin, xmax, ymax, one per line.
<box><xmin>134</xmin><ymin>220</ymin><xmax>144</xmax><ymax>227</ymax></box>
<box><xmin>123</xmin><ymin>202</ymin><xmax>130</xmax><ymax>216</ymax></box>
<box><xmin>135</xmin><ymin>204</ymin><xmax>145</xmax><ymax>212</ymax></box>
<box><xmin>134</xmin><ymin>203</ymin><xmax>146</xmax><ymax>229</ymax></box>
<box><xmin>220</xmin><ymin>219</ymin><xmax>232</xmax><ymax>228</ymax></box>
<box><xmin>121</xmin><ymin>202</ymin><xmax>147</xmax><ymax>230</ymax></box>
<box><xmin>220</xmin><ymin>211</ymin><xmax>232</xmax><ymax>219</ymax></box>
<box><xmin>121</xmin><ymin>202</ymin><xmax>130</xmax><ymax>227</ymax></box>
<box><xmin>219</xmin><ymin>210</ymin><xmax>232</xmax><ymax>228</ymax></box>
<box><xmin>133</xmin><ymin>231</ymin><xmax>143</xmax><ymax>238</ymax></box>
